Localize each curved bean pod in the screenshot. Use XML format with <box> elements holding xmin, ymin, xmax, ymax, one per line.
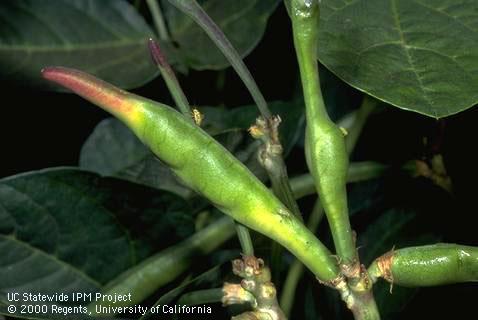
<box><xmin>41</xmin><ymin>67</ymin><xmax>339</xmax><ymax>282</ymax></box>
<box><xmin>290</xmin><ymin>0</ymin><xmax>355</xmax><ymax>263</ymax></box>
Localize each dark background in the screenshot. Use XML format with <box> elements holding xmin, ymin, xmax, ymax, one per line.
<box><xmin>1</xmin><ymin>4</ymin><xmax>476</xmax><ymax>319</ymax></box>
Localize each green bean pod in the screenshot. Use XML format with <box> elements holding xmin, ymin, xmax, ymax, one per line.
<box><xmin>42</xmin><ymin>67</ymin><xmax>339</xmax><ymax>282</ymax></box>
<box><xmin>369</xmin><ymin>244</ymin><xmax>478</xmax><ymax>287</ymax></box>
<box><xmin>290</xmin><ymin>0</ymin><xmax>355</xmax><ymax>263</ymax></box>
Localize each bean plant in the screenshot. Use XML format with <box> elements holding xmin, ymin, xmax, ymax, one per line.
<box><xmin>1</xmin><ymin>0</ymin><xmax>477</xmax><ymax>319</ymax></box>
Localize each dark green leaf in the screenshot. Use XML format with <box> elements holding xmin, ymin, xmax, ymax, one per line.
<box><xmin>303</xmin><ymin>283</ymin><xmax>323</xmax><ymax>320</ymax></box>
<box><xmin>42</xmin><ymin>169</ymin><xmax>196</xmax><ymax>257</ymax></box>
<box><xmin>0</xmin><ymin>169</ymin><xmax>128</xmax><ymax>318</ymax></box>
<box><xmin>0</xmin><ymin>168</ymin><xmax>194</xmax><ymax>304</ymax></box>
<box><xmin>0</xmin><ymin>0</ymin><xmax>158</xmax><ymax>89</ymax></box>
<box><xmin>348</xmin><ymin>178</ymin><xmax>385</xmax><ymax>217</ymax></box>
<box><xmin>80</xmin><ymin>118</ymin><xmax>194</xmax><ymax>198</ymax></box>
<box><xmin>360</xmin><ymin>210</ymin><xmax>415</xmax><ymax>266</ymax></box>
<box><xmin>161</xmin><ymin>0</ymin><xmax>281</xmax><ymax>70</ymax></box>
<box><xmin>318</xmin><ymin>0</ymin><xmax>478</xmax><ymax>118</ymax></box>
<box><xmin>0</xmin><ymin>169</ymin><xmax>129</xmax><ymax>287</ymax></box>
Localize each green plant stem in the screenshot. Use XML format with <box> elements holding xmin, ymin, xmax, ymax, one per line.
<box><xmin>290</xmin><ymin>0</ymin><xmax>356</xmax><ymax>264</ymax></box>
<box><xmin>290</xmin><ymin>161</ymin><xmax>387</xmax><ymax>199</ymax></box>
<box><xmin>235</xmin><ymin>223</ymin><xmax>254</xmax><ymax>256</ymax></box>
<box><xmin>88</xmin><ymin>216</ymin><xmax>235</xmax><ymax>313</ymax></box>
<box><xmin>268</xmin><ymin>156</ymin><xmax>302</xmax><ymax>220</ymax></box>
<box><xmin>251</xmin><ymin>118</ymin><xmax>303</xmax><ymax>280</ymax></box>
<box><xmin>345</xmin><ymin>96</ymin><xmax>378</xmax><ymax>156</ymax></box>
<box><xmin>177</xmin><ymin>288</ymin><xmax>224</xmax><ymax>305</ymax></box>
<box><xmin>166</xmin><ymin>0</ymin><xmax>271</xmax><ymax>119</ymax></box>
<box><xmin>146</xmin><ymin>0</ymin><xmax>170</xmax><ymax>41</ymax></box>
<box><xmin>349</xmin><ymin>292</ymin><xmax>381</xmax><ymax>320</ymax></box>
<box><xmin>148</xmin><ymin>39</ymin><xmax>192</xmax><ymax>119</ymax></box>
<box><xmin>228</xmin><ymin>256</ymin><xmax>286</xmax><ymax>320</ymax></box>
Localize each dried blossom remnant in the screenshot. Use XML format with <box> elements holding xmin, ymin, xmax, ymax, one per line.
<box><xmin>250</xmin><ymin>116</ymin><xmax>283</xmax><ymax>150</ymax></box>
<box><xmin>340</xmin><ymin>259</ymin><xmax>361</xmax><ymax>279</ymax></box>
<box><xmin>415</xmin><ymin>155</ymin><xmax>453</xmax><ymax>192</ymax></box>
<box><xmin>376</xmin><ymin>249</ymin><xmax>395</xmax><ymax>284</ymax></box>
<box><xmin>222</xmin><ymin>282</ymin><xmax>256</xmax><ymax>306</ymax></box>
<box><xmin>318</xmin><ymin>273</ymin><xmax>344</xmax><ymax>288</ymax></box>
<box><xmin>227</xmin><ymin>256</ymin><xmax>286</xmax><ymax>320</ymax></box>
<box><xmin>248</xmin><ymin>124</ymin><xmax>264</xmax><ymax>139</ymax></box>
<box><xmin>233</xmin><ymin>256</ymin><xmax>265</xmax><ymax>278</ymax></box>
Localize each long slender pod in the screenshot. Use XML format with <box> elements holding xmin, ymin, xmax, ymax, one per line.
<box><xmin>369</xmin><ymin>244</ymin><xmax>478</xmax><ymax>287</ymax></box>
<box><xmin>42</xmin><ymin>67</ymin><xmax>339</xmax><ymax>282</ymax></box>
<box><xmin>289</xmin><ymin>0</ymin><xmax>356</xmax><ymax>264</ymax></box>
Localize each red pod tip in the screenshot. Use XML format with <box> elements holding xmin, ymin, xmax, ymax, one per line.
<box><xmin>41</xmin><ymin>66</ymin><xmax>133</xmax><ymax>117</ymax></box>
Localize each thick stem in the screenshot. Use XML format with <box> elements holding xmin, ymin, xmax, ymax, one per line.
<box><xmin>254</xmin><ymin>116</ymin><xmax>302</xmax><ymax>220</ymax></box>
<box><xmin>226</xmin><ymin>256</ymin><xmax>287</xmax><ymax>320</ymax></box>
<box><xmin>333</xmin><ymin>274</ymin><xmax>380</xmax><ymax>320</ymax></box>
<box><xmin>252</xmin><ymin>115</ymin><xmax>303</xmax><ymax>284</ymax></box>
<box><xmin>349</xmin><ymin>291</ymin><xmax>380</xmax><ymax>320</ymax></box>
<box><xmin>236</xmin><ymin>223</ymin><xmax>255</xmax><ymax>256</ymax></box>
